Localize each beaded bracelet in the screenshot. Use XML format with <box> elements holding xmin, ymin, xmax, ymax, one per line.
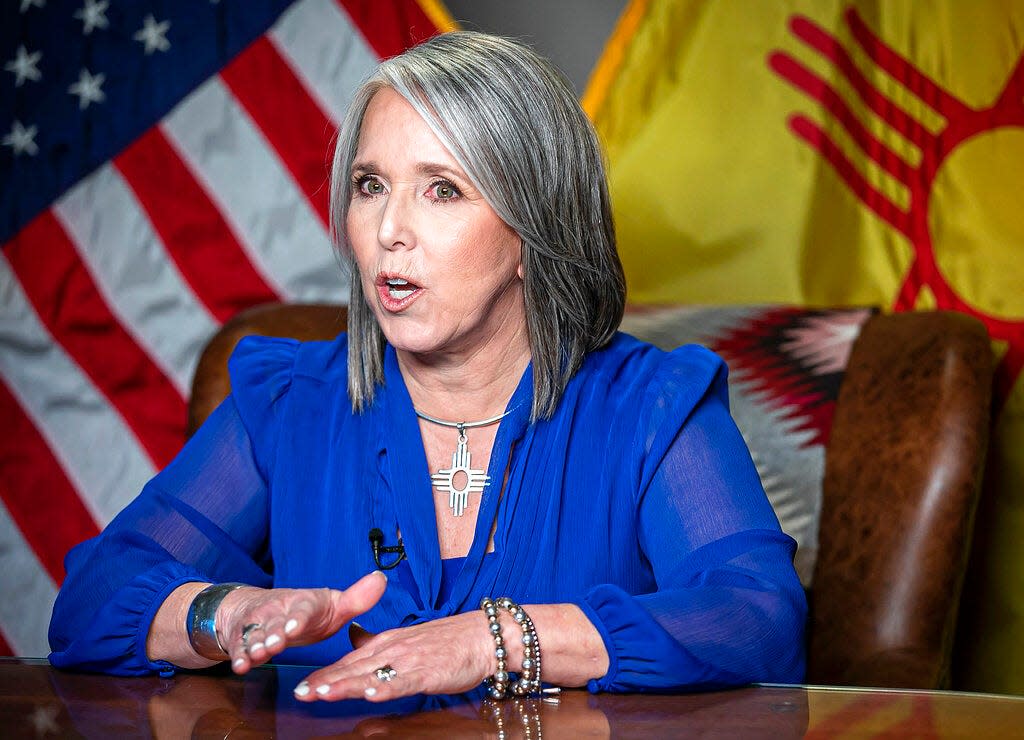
<box><xmin>480</xmin><ymin>596</ymin><xmax>549</xmax><ymax>699</ymax></box>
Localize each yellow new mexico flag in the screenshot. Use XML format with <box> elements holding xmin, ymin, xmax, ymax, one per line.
<box><xmin>587</xmin><ymin>0</ymin><xmax>1024</xmax><ymax>693</ymax></box>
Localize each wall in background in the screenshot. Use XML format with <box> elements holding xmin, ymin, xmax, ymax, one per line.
<box><xmin>443</xmin><ymin>0</ymin><xmax>627</xmax><ymax>94</ymax></box>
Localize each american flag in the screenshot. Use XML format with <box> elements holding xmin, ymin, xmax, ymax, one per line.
<box><xmin>0</xmin><ymin>0</ymin><xmax>449</xmax><ymax>658</ymax></box>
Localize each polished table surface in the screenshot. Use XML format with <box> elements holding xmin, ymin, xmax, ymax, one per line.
<box><xmin>2</xmin><ymin>658</ymin><xmax>1023</xmax><ymax>738</ymax></box>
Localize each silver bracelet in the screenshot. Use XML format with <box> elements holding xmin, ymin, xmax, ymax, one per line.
<box><xmin>481</xmin><ymin>596</ymin><xmax>555</xmax><ymax>699</ymax></box>
<box><xmin>186</xmin><ymin>582</ymin><xmax>247</xmax><ymax>660</ymax></box>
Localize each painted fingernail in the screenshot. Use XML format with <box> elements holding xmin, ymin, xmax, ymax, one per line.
<box><xmin>285</xmin><ymin>619</ymin><xmax>298</xmax><ymax>634</ymax></box>
<box><xmin>250</xmin><ymin>641</ymin><xmax>264</xmax><ymax>652</ymax></box>
<box><xmin>316</xmin><ymin>684</ymin><xmax>331</xmax><ymax>696</ymax></box>
<box><xmin>294</xmin><ymin>681</ymin><xmax>310</xmax><ymax>697</ymax></box>
<box><xmin>364</xmin><ymin>686</ymin><xmax>377</xmax><ymax>697</ymax></box>
<box><xmin>265</xmin><ymin>634</ymin><xmax>281</xmax><ymax>648</ymax></box>
<box><xmin>373</xmin><ymin>569</ymin><xmax>387</xmax><ymax>583</ymax></box>
<box><xmin>232</xmin><ymin>658</ymin><xmax>245</xmax><ymax>670</ymax></box>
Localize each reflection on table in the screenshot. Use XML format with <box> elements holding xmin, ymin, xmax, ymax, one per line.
<box><xmin>2</xmin><ymin>658</ymin><xmax>1023</xmax><ymax>738</ymax></box>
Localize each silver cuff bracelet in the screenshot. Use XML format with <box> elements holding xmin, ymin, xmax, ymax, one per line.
<box><xmin>186</xmin><ymin>582</ymin><xmax>247</xmax><ymax>661</ymax></box>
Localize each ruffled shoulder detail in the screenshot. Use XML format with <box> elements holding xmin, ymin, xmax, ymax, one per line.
<box><xmin>228</xmin><ymin>335</ymin><xmax>300</xmax><ymax>396</ymax></box>
<box><xmin>227</xmin><ymin>335</ymin><xmax>301</xmax><ymax>478</ymax></box>
<box><xmin>639</xmin><ymin>342</ymin><xmax>728</xmax><ymax>456</ymax></box>
<box><xmin>598</xmin><ymin>335</ymin><xmax>729</xmax><ymax>493</ymax></box>
<box><xmin>589</xmin><ymin>333</ymin><xmax>726</xmax><ymax>409</ymax></box>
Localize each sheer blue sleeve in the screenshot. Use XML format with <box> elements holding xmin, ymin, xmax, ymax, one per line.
<box><xmin>48</xmin><ymin>337</ymin><xmax>297</xmax><ymax>675</ymax></box>
<box><xmin>579</xmin><ymin>351</ymin><xmax>807</xmax><ymax>692</ymax></box>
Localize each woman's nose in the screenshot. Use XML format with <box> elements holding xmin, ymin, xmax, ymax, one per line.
<box><xmin>376</xmin><ymin>190</ymin><xmax>415</xmax><ymax>251</ymax></box>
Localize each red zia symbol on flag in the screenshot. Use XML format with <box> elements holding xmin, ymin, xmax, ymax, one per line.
<box><xmin>769</xmin><ymin>7</ymin><xmax>1024</xmax><ymax>408</ymax></box>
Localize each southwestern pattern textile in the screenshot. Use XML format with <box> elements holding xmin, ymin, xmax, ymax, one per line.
<box><xmin>622</xmin><ymin>305</ymin><xmax>872</xmax><ymax>585</ymax></box>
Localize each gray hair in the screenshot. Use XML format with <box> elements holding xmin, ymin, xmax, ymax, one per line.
<box><xmin>330</xmin><ymin>31</ymin><xmax>625</xmax><ymax>420</ymax></box>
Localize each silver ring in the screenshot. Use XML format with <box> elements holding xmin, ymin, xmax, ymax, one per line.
<box><xmin>241</xmin><ymin>622</ymin><xmax>261</xmax><ymax>648</ymax></box>
<box><xmin>374</xmin><ymin>664</ymin><xmax>398</xmax><ymax>682</ymax></box>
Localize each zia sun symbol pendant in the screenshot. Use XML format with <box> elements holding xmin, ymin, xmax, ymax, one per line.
<box><xmin>430</xmin><ymin>426</ymin><xmax>489</xmax><ymax>517</ymax></box>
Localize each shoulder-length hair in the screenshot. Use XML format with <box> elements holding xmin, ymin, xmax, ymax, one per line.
<box><xmin>330</xmin><ymin>31</ymin><xmax>625</xmax><ymax>420</ymax></box>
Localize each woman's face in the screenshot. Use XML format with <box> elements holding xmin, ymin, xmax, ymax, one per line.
<box><xmin>347</xmin><ymin>88</ymin><xmax>526</xmax><ymax>362</ymax></box>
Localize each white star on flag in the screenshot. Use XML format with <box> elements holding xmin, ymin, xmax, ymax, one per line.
<box><xmin>2</xmin><ymin>120</ymin><xmax>39</xmax><ymax>156</ymax></box>
<box><xmin>74</xmin><ymin>0</ymin><xmax>109</xmax><ymax>35</ymax></box>
<box><xmin>20</xmin><ymin>0</ymin><xmax>45</xmax><ymax>12</ymax></box>
<box><xmin>68</xmin><ymin>68</ymin><xmax>106</xmax><ymax>110</ymax></box>
<box><xmin>133</xmin><ymin>15</ymin><xmax>172</xmax><ymax>55</ymax></box>
<box><xmin>4</xmin><ymin>46</ymin><xmax>42</xmax><ymax>87</ymax></box>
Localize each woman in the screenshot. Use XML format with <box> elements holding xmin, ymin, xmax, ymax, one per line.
<box><xmin>49</xmin><ymin>32</ymin><xmax>806</xmax><ymax>700</ymax></box>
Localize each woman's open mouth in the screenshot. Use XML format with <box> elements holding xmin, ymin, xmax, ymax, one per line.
<box><xmin>375</xmin><ymin>276</ymin><xmax>423</xmax><ymax>311</ymax></box>
<box><xmin>386</xmin><ymin>278</ymin><xmax>416</xmax><ymax>299</ymax></box>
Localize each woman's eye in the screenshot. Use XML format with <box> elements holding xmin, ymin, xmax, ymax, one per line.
<box><xmin>355</xmin><ymin>177</ymin><xmax>384</xmax><ymax>196</ymax></box>
<box><xmin>431</xmin><ymin>181</ymin><xmax>459</xmax><ymax>200</ymax></box>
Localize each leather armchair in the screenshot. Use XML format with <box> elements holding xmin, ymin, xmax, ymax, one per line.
<box><xmin>187</xmin><ymin>303</ymin><xmax>992</xmax><ymax>689</ymax></box>
<box><xmin>808</xmin><ymin>310</ymin><xmax>991</xmax><ymax>688</ymax></box>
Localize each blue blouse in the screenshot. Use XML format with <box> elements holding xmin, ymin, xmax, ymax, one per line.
<box><xmin>48</xmin><ymin>332</ymin><xmax>806</xmax><ymax>691</ymax></box>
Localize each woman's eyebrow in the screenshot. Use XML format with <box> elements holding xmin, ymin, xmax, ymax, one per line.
<box><xmin>349</xmin><ymin>160</ymin><xmax>468</xmax><ymax>180</ymax></box>
<box><xmin>413</xmin><ymin>162</ymin><xmax>464</xmax><ymax>177</ymax></box>
<box><xmin>350</xmin><ymin>160</ymin><xmax>377</xmax><ymax>174</ymax></box>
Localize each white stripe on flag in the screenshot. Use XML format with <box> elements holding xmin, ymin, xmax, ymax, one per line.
<box><xmin>53</xmin><ymin>165</ymin><xmax>219</xmax><ymax>398</ymax></box>
<box><xmin>0</xmin><ymin>498</ymin><xmax>58</xmax><ymax>657</ymax></box>
<box><xmin>0</xmin><ymin>255</ymin><xmax>157</xmax><ymax>524</ymax></box>
<box><xmin>271</xmin><ymin>0</ymin><xmax>379</xmax><ymax>125</ymax></box>
<box><xmin>162</xmin><ymin>77</ymin><xmax>346</xmax><ymax>303</ymax></box>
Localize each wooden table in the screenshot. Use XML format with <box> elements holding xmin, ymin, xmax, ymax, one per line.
<box><xmin>2</xmin><ymin>658</ymin><xmax>1023</xmax><ymax>738</ymax></box>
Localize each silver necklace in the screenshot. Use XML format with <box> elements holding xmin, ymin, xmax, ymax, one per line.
<box><xmin>415</xmin><ymin>407</ymin><xmax>511</xmax><ymax>517</ymax></box>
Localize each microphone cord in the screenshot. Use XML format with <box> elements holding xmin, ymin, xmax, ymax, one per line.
<box><xmin>369</xmin><ymin>528</ymin><xmax>406</xmax><ymax>570</ymax></box>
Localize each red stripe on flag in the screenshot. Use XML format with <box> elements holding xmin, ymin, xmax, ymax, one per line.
<box><xmin>337</xmin><ymin>0</ymin><xmax>439</xmax><ymax>59</ymax></box>
<box><xmin>0</xmin><ymin>380</ymin><xmax>100</xmax><ymax>584</ymax></box>
<box><xmin>0</xmin><ymin>629</ymin><xmax>12</xmax><ymax>657</ymax></box>
<box><xmin>221</xmin><ymin>36</ymin><xmax>336</xmax><ymax>229</ymax></box>
<box><xmin>115</xmin><ymin>129</ymin><xmax>280</xmax><ymax>323</ymax></box>
<box><xmin>5</xmin><ymin>213</ymin><xmax>186</xmax><ymax>469</ymax></box>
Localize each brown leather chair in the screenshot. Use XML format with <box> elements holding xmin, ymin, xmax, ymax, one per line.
<box><xmin>188</xmin><ymin>303</ymin><xmax>992</xmax><ymax>689</ymax></box>
<box><xmin>809</xmin><ymin>311</ymin><xmax>991</xmax><ymax>688</ymax></box>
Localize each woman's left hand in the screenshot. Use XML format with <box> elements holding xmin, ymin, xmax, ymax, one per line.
<box><xmin>292</xmin><ymin>611</ymin><xmax>495</xmax><ymax>702</ymax></box>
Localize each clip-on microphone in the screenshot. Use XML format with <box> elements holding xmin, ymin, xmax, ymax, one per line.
<box><xmin>369</xmin><ymin>528</ymin><xmax>406</xmax><ymax>570</ymax></box>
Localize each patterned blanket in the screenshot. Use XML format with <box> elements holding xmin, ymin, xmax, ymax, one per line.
<box><xmin>621</xmin><ymin>305</ymin><xmax>874</xmax><ymax>585</ymax></box>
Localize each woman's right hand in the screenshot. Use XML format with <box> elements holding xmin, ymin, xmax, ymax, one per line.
<box><xmin>215</xmin><ymin>571</ymin><xmax>388</xmax><ymax>673</ymax></box>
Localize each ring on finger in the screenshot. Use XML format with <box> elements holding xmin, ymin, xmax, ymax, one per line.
<box><xmin>241</xmin><ymin>622</ymin><xmax>262</xmax><ymax>649</ymax></box>
<box><xmin>374</xmin><ymin>664</ymin><xmax>398</xmax><ymax>682</ymax></box>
